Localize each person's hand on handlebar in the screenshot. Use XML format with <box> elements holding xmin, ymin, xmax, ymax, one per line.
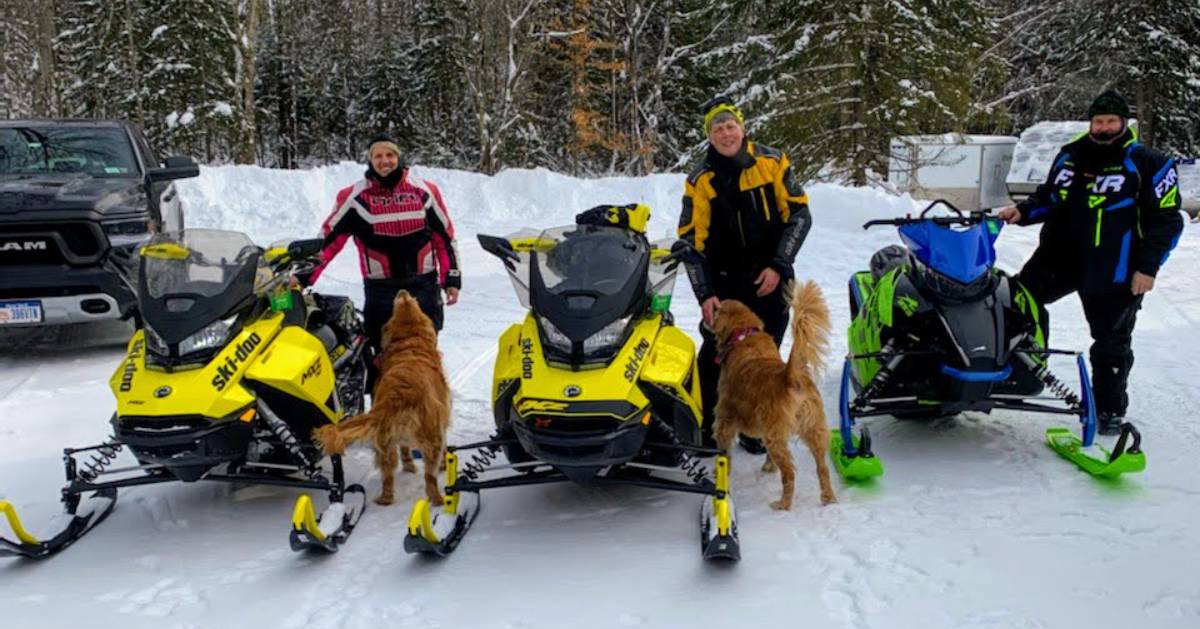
<box><xmin>997</xmin><ymin>207</ymin><xmax>1021</xmax><ymax>224</ymax></box>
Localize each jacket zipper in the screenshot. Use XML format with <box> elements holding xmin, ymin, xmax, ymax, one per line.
<box><xmin>736</xmin><ymin>209</ymin><xmax>747</xmax><ymax>247</ymax></box>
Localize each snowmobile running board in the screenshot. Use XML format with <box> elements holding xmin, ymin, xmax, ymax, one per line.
<box><xmin>404</xmin><ymin>442</ymin><xmax>741</xmax><ymax>560</ymax></box>
<box><xmin>0</xmin><ymin>488</ymin><xmax>117</xmax><ymax>559</ymax></box>
<box><xmin>289</xmin><ymin>483</ymin><xmax>368</xmax><ymax>553</ymax></box>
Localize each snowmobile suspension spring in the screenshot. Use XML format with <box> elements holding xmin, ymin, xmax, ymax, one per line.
<box><xmin>651</xmin><ymin>418</ymin><xmax>710</xmax><ymax>486</ymax></box>
<box><xmin>1034</xmin><ymin>365</ymin><xmax>1080</xmax><ymax>407</ymax></box>
<box><xmin>259</xmin><ymin>400</ymin><xmax>318</xmax><ymax>471</ymax></box>
<box><xmin>854</xmin><ymin>343</ymin><xmax>900</xmax><ymax>409</ymax></box>
<box><xmin>77</xmin><ymin>439</ymin><xmax>124</xmax><ymax>483</ymax></box>
<box><xmin>460</xmin><ymin>444</ymin><xmax>502</xmax><ymax>482</ymax></box>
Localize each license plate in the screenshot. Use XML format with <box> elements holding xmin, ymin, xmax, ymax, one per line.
<box><xmin>0</xmin><ymin>300</ymin><xmax>43</xmax><ymax>325</ymax></box>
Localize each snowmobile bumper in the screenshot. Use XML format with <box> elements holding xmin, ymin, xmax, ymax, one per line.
<box><xmin>0</xmin><ymin>488</ymin><xmax>117</xmax><ymax>560</ymax></box>
<box><xmin>115</xmin><ymin>414</ymin><xmax>255</xmax><ymax>482</ymax></box>
<box><xmin>511</xmin><ymin>414</ymin><xmax>649</xmax><ymax>481</ymax></box>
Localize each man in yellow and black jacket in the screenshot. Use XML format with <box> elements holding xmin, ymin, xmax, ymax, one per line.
<box><xmin>676</xmin><ymin>96</ymin><xmax>813</xmax><ymax>453</ymax></box>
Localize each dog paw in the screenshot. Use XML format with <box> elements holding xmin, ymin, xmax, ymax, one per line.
<box><xmin>821</xmin><ymin>493</ymin><xmax>837</xmax><ymax>505</ymax></box>
<box><xmin>402</xmin><ymin>463</ymin><xmax>417</xmax><ymax>474</ymax></box>
<box><xmin>761</xmin><ymin>460</ymin><xmax>777</xmax><ymax>473</ymax></box>
<box><xmin>429</xmin><ymin>495</ymin><xmax>444</xmax><ymax>507</ymax></box>
<box><xmin>374</xmin><ymin>494</ymin><xmax>395</xmax><ymax>506</ymax></box>
<box><xmin>769</xmin><ymin>499</ymin><xmax>792</xmax><ymax>511</ymax></box>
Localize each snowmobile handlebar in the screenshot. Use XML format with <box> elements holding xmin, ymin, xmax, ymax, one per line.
<box><xmin>863</xmin><ymin>200</ymin><xmax>996</xmax><ymax>230</ymax></box>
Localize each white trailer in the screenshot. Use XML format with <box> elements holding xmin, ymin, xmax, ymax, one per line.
<box><xmin>888</xmin><ymin>134</ymin><xmax>1017</xmax><ymax>211</ymax></box>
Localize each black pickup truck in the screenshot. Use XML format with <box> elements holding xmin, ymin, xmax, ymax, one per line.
<box><xmin>0</xmin><ymin>120</ymin><xmax>199</xmax><ymax>327</ymax></box>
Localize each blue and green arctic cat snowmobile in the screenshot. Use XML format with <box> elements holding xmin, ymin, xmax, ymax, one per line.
<box><xmin>834</xmin><ymin>200</ymin><xmax>1145</xmax><ymax>480</ymax></box>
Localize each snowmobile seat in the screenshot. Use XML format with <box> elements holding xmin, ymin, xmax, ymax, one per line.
<box><xmin>870</xmin><ymin>245</ymin><xmax>909</xmax><ymax>281</ymax></box>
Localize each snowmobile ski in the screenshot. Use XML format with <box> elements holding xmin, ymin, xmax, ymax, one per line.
<box><xmin>1047</xmin><ymin>423</ymin><xmax>1146</xmax><ymax>478</ymax></box>
<box><xmin>0</xmin><ymin>488</ymin><xmax>117</xmax><ymax>559</ymax></box>
<box><xmin>404</xmin><ymin>452</ymin><xmax>482</xmax><ymax>556</ymax></box>
<box><xmin>289</xmin><ymin>483</ymin><xmax>367</xmax><ymax>553</ymax></box>
<box><xmin>700</xmin><ymin>455</ymin><xmax>740</xmax><ymax>560</ymax></box>
<box><xmin>831</xmin><ymin>359</ymin><xmax>884</xmax><ymax>480</ymax></box>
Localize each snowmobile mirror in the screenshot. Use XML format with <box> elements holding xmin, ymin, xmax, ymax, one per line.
<box><xmin>287</xmin><ymin>238</ymin><xmax>324</xmax><ymax>262</ymax></box>
<box><xmin>478</xmin><ymin>234</ymin><xmax>521</xmax><ymax>265</ymax></box>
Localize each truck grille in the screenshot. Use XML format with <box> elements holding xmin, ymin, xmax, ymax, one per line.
<box><xmin>0</xmin><ymin>222</ymin><xmax>106</xmax><ymax>264</ymax></box>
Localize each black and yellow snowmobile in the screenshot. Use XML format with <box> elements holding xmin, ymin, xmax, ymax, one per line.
<box><xmin>0</xmin><ymin>229</ymin><xmax>370</xmax><ymax>559</ymax></box>
<box><xmin>403</xmin><ymin>204</ymin><xmax>740</xmax><ymax>560</ymax></box>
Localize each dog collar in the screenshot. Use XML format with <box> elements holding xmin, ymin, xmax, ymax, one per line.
<box><xmin>715</xmin><ymin>327</ymin><xmax>759</xmax><ymax>365</ymax></box>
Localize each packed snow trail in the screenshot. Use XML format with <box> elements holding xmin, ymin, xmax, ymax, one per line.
<box><xmin>1</xmin><ymin>164</ymin><xmax>1197</xmax><ymax>628</ymax></box>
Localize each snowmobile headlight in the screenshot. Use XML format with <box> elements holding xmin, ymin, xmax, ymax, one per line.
<box><xmin>582</xmin><ymin>315</ymin><xmax>632</xmax><ymax>354</ymax></box>
<box><xmin>179</xmin><ymin>316</ymin><xmax>238</xmax><ymax>356</ymax></box>
<box><xmin>538</xmin><ymin>316</ymin><xmax>572</xmax><ymax>353</ymax></box>
<box><xmin>143</xmin><ymin>325</ymin><xmax>169</xmax><ymax>356</ymax></box>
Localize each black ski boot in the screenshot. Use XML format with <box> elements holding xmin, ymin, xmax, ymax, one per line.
<box><xmin>1097</xmin><ymin>412</ymin><xmax>1123</xmax><ymax>437</ymax></box>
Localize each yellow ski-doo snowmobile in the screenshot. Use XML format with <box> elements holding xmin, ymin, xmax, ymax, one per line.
<box><xmin>0</xmin><ymin>229</ymin><xmax>369</xmax><ymax>558</ymax></box>
<box><xmin>404</xmin><ymin>204</ymin><xmax>740</xmax><ymax>560</ymax></box>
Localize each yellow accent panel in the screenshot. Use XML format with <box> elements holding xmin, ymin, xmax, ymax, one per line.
<box><xmin>245</xmin><ymin>326</ymin><xmax>339</xmax><ymax>423</ymax></box>
<box><xmin>444</xmin><ymin>452</ymin><xmax>460</xmax><ymax>515</ymax></box>
<box><xmin>1</xmin><ymin>500</ymin><xmax>40</xmax><ymax>544</ymax></box>
<box><xmin>291</xmin><ymin>494</ymin><xmax>325</xmax><ymax>541</ymax></box>
<box><xmin>408</xmin><ymin>499</ymin><xmax>440</xmax><ymax>543</ymax></box>
<box><xmin>110</xmin><ymin>316</ymin><xmax>284</xmax><ymax>419</ymax></box>
<box><xmin>509</xmin><ymin>237</ymin><xmax>558</xmax><ymax>252</ymax></box>
<box><xmin>639</xmin><ymin>325</ymin><xmax>700</xmax><ymax>423</ymax></box>
<box><xmin>139</xmin><ymin>242</ymin><xmax>190</xmax><ymax>260</ymax></box>
<box><xmin>491</xmin><ymin>324</ymin><xmax>524</xmax><ymax>401</ymax></box>
<box><xmin>714</xmin><ymin>455</ymin><xmax>732</xmax><ymax>535</ymax></box>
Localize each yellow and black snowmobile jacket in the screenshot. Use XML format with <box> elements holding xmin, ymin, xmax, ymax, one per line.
<box><xmin>677</xmin><ymin>139</ymin><xmax>812</xmax><ymax>301</ymax></box>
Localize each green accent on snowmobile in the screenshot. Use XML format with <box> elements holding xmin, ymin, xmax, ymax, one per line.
<box><xmin>830</xmin><ymin>431</ymin><xmax>884</xmax><ymax>480</ymax></box>
<box><xmin>1045</xmin><ymin>428</ymin><xmax>1146</xmax><ymax>478</ymax></box>
<box><xmin>650</xmin><ymin>293</ymin><xmax>672</xmax><ymax>314</ymax></box>
<box><xmin>848</xmin><ymin>270</ymin><xmax>894</xmax><ymax>386</ymax></box>
<box><xmin>270</xmin><ymin>287</ymin><xmax>294</xmax><ymax>312</ymax></box>
<box><xmin>1012</xmin><ymin>282</ymin><xmax>1048</xmax><ymax>366</ymax></box>
<box><xmin>897</xmin><ymin>295</ymin><xmax>918</xmax><ymax>317</ymax></box>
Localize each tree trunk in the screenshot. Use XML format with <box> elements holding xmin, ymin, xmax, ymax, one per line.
<box><xmin>33</xmin><ymin>0</ymin><xmax>57</xmax><ymax>117</ymax></box>
<box><xmin>234</xmin><ymin>0</ymin><xmax>262</xmax><ymax>164</ymax></box>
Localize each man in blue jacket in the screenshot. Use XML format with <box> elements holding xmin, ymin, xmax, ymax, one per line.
<box><xmin>999</xmin><ymin>91</ymin><xmax>1184</xmax><ymax>435</ymax></box>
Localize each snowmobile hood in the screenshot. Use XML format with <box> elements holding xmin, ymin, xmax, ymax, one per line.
<box><xmin>899</xmin><ymin>219</ymin><xmax>1001</xmax><ymax>284</ymax></box>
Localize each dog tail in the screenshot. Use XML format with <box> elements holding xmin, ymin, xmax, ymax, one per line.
<box><xmin>784</xmin><ymin>279</ymin><xmax>831</xmax><ymax>386</ymax></box>
<box><xmin>313</xmin><ymin>409</ymin><xmax>380</xmax><ymax>455</ymax></box>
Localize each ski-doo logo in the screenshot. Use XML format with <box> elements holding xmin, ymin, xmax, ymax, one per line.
<box><xmin>301</xmin><ymin>357</ymin><xmax>322</xmax><ymax>384</ymax></box>
<box><xmin>0</xmin><ymin>240</ymin><xmax>49</xmax><ymax>252</ymax></box>
<box><xmin>520</xmin><ymin>337</ymin><xmax>534</xmax><ymax>379</ymax></box>
<box><xmin>1091</xmin><ymin>175</ymin><xmax>1126</xmax><ymax>194</ymax></box>
<box><xmin>118</xmin><ymin>340</ymin><xmax>145</xmax><ymax>392</ymax></box>
<box><xmin>623</xmin><ymin>338</ymin><xmax>651</xmax><ymax>382</ymax></box>
<box><xmin>210</xmin><ymin>332</ymin><xmax>263</xmax><ymax>391</ymax></box>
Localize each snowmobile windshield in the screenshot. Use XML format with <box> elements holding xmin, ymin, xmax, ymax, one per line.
<box><xmin>535</xmin><ymin>224</ymin><xmax>648</xmax><ymax>298</ymax></box>
<box><xmin>528</xmin><ymin>224</ymin><xmax>650</xmax><ymax>364</ymax></box>
<box><xmin>899</xmin><ymin>219</ymin><xmax>1001</xmax><ymax>285</ymax></box>
<box><xmin>137</xmin><ymin>229</ymin><xmax>264</xmax><ymax>347</ymax></box>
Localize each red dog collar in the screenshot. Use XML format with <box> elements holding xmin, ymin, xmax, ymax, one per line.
<box><xmin>715</xmin><ymin>327</ymin><xmax>759</xmax><ymax>365</ymax></box>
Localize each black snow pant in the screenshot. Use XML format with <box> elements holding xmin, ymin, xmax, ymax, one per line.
<box><xmin>363</xmin><ymin>274</ymin><xmax>444</xmax><ymax>390</ymax></box>
<box><xmin>697</xmin><ymin>273</ymin><xmax>790</xmax><ymax>444</ymax></box>
<box><xmin>1017</xmin><ymin>251</ymin><xmax>1143</xmax><ymax>417</ymax></box>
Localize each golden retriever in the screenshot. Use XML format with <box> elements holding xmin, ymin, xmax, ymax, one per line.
<box><xmin>314</xmin><ymin>291</ymin><xmax>450</xmax><ymax>506</ymax></box>
<box><xmin>711</xmin><ymin>279</ymin><xmax>835</xmax><ymax>510</ymax></box>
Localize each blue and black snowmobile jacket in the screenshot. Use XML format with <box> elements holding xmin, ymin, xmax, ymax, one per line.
<box><xmin>1016</xmin><ymin>128</ymin><xmax>1184</xmax><ymax>294</ymax></box>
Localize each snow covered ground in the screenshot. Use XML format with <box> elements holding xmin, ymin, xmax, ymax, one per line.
<box><xmin>2</xmin><ymin>164</ymin><xmax>1198</xmax><ymax>629</ymax></box>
